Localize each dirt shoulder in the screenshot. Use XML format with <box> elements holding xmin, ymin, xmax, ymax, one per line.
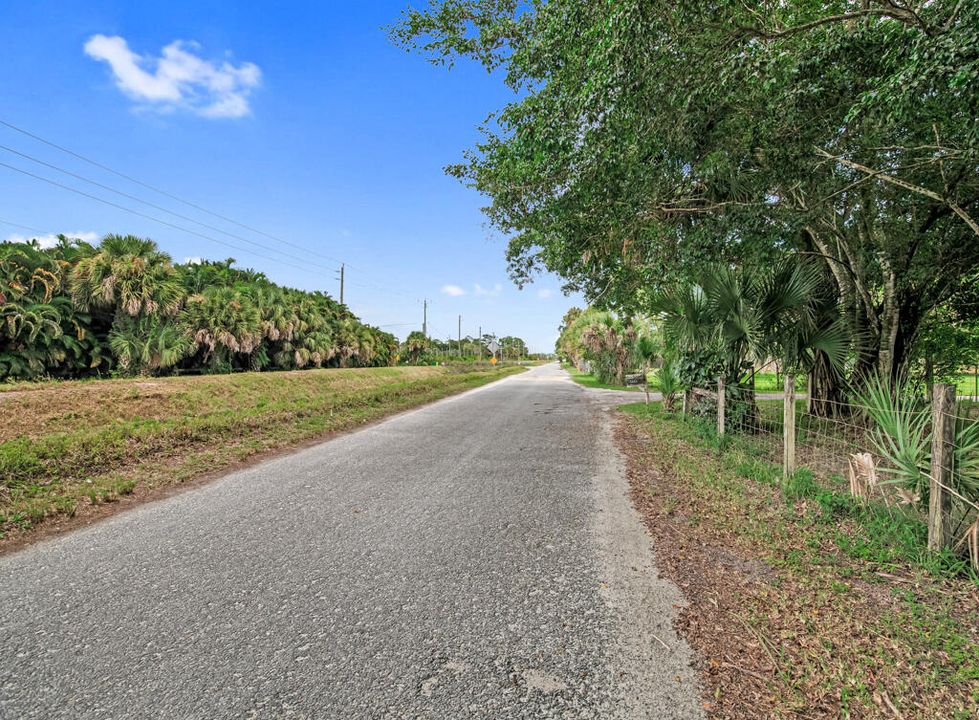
<box><xmin>615</xmin><ymin>404</ymin><xmax>979</xmax><ymax>719</ymax></box>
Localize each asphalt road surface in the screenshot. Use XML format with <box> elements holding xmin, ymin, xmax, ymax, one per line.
<box><xmin>1</xmin><ymin>363</ymin><xmax>703</xmax><ymax>719</ymax></box>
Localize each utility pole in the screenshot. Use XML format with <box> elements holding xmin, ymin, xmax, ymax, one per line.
<box><xmin>478</xmin><ymin>325</ymin><xmax>482</xmax><ymax>361</ymax></box>
<box><xmin>422</xmin><ymin>299</ymin><xmax>427</xmax><ymax>339</ymax></box>
<box><xmin>337</xmin><ymin>263</ymin><xmax>345</xmax><ymax>305</ymax></box>
<box><xmin>458</xmin><ymin>315</ymin><xmax>462</xmax><ymax>358</ymax></box>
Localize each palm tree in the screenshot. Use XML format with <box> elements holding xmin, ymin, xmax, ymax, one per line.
<box><xmin>71</xmin><ymin>234</ymin><xmax>182</xmax><ymax>317</ymax></box>
<box><xmin>630</xmin><ymin>326</ymin><xmax>659</xmax><ymax>403</ymax></box>
<box><xmin>580</xmin><ymin>312</ymin><xmax>637</xmax><ymax>385</ymax></box>
<box><xmin>0</xmin><ymin>241</ymin><xmax>102</xmax><ymax>378</ymax></box>
<box><xmin>1</xmin><ymin>232</ymin><xmax>397</xmax><ymax>379</ymax></box>
<box><xmin>656</xmin><ymin>259</ymin><xmax>849</xmax><ymax>422</ymax></box>
<box><xmin>183</xmin><ymin>286</ymin><xmax>263</xmax><ymax>370</ymax></box>
<box><xmin>402</xmin><ymin>331</ymin><xmax>429</xmax><ymax>364</ymax></box>
<box><xmin>109</xmin><ymin>315</ymin><xmax>190</xmax><ymax>375</ymax></box>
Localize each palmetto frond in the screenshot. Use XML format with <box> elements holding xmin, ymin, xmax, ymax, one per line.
<box><xmin>70</xmin><ymin>234</ymin><xmax>181</xmax><ymax>317</ymax></box>
<box><xmin>656</xmin><ymin>258</ymin><xmax>851</xmax><ymax>385</ymax></box>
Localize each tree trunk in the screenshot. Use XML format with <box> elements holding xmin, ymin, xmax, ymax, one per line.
<box><xmin>808</xmin><ymin>350</ymin><xmax>846</xmax><ymax>417</ymax></box>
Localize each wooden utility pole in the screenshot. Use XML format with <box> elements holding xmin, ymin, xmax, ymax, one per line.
<box><xmin>928</xmin><ymin>383</ymin><xmax>956</xmax><ymax>550</ymax></box>
<box><xmin>338</xmin><ymin>264</ymin><xmax>344</xmax><ymax>305</ymax></box>
<box><xmin>783</xmin><ymin>374</ymin><xmax>796</xmax><ymax>478</ymax></box>
<box><xmin>422</xmin><ymin>299</ymin><xmax>427</xmax><ymax>339</ymax></box>
<box><xmin>457</xmin><ymin>315</ymin><xmax>462</xmax><ymax>358</ymax></box>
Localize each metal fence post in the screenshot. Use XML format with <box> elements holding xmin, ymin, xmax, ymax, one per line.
<box><xmin>928</xmin><ymin>383</ymin><xmax>955</xmax><ymax>551</ymax></box>
<box><xmin>717</xmin><ymin>377</ymin><xmax>725</xmax><ymax>438</ymax></box>
<box><xmin>783</xmin><ymin>374</ymin><xmax>796</xmax><ymax>478</ymax></box>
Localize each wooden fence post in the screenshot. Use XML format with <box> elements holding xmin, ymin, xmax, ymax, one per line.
<box><xmin>717</xmin><ymin>377</ymin><xmax>725</xmax><ymax>438</ymax></box>
<box><xmin>682</xmin><ymin>390</ymin><xmax>690</xmax><ymax>416</ymax></box>
<box><xmin>928</xmin><ymin>383</ymin><xmax>956</xmax><ymax>551</ymax></box>
<box><xmin>783</xmin><ymin>374</ymin><xmax>796</xmax><ymax>478</ymax></box>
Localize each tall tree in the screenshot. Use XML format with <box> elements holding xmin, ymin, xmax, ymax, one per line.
<box><xmin>392</xmin><ymin>0</ymin><xmax>979</xmax><ymax>389</ymax></box>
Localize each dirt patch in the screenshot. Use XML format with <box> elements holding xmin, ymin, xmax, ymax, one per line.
<box><xmin>615</xmin><ymin>410</ymin><xmax>979</xmax><ymax>719</ymax></box>
<box><xmin>618</xmin><ymin>420</ymin><xmax>781</xmax><ymax>717</ymax></box>
<box><xmin>706</xmin><ymin>547</ymin><xmax>775</xmax><ymax>586</ymax></box>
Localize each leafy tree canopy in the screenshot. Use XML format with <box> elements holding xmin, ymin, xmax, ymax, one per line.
<box><xmin>393</xmin><ymin>1</ymin><xmax>979</xmax><ymax>380</ymax></box>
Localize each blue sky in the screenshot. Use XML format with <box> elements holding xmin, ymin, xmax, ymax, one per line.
<box><xmin>0</xmin><ymin>1</ymin><xmax>578</xmax><ymax>352</ymax></box>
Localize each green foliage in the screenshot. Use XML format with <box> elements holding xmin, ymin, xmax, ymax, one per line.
<box><xmin>392</xmin><ymin>0</ymin><xmax>979</xmax><ymax>392</ymax></box>
<box><xmin>109</xmin><ymin>315</ymin><xmax>191</xmax><ymax>375</ymax></box>
<box><xmin>401</xmin><ymin>331</ymin><xmax>429</xmax><ymax>364</ymax></box>
<box><xmin>555</xmin><ymin>306</ymin><xmax>650</xmax><ymax>385</ymax></box>
<box><xmin>856</xmin><ymin>373</ymin><xmax>979</xmax><ymax>512</ymax></box>
<box><xmin>0</xmin><ymin>234</ymin><xmax>398</xmax><ymax>380</ymax></box>
<box><xmin>579</xmin><ymin>312</ymin><xmax>636</xmax><ymax>385</ymax></box>
<box><xmin>653</xmin><ymin>354</ymin><xmax>680</xmax><ymax>412</ymax></box>
<box><xmin>914</xmin><ymin>297</ymin><xmax>979</xmax><ymax>385</ymax></box>
<box><xmin>854</xmin><ymin>373</ymin><xmax>932</xmax><ymax>498</ymax></box>
<box><xmin>656</xmin><ymin>259</ymin><xmax>848</xmax><ymax>388</ymax></box>
<box><xmin>0</xmin><ymin>238</ymin><xmax>103</xmax><ymax>379</ymax></box>
<box><xmin>498</xmin><ymin>335</ymin><xmax>527</xmax><ymax>360</ymax></box>
<box><xmin>71</xmin><ymin>234</ymin><xmax>182</xmax><ymax>317</ymax></box>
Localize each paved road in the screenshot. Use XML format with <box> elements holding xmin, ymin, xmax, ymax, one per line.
<box><xmin>1</xmin><ymin>363</ymin><xmax>702</xmax><ymax>719</ymax></box>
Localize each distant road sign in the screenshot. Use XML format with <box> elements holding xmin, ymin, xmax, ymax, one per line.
<box><xmin>490</xmin><ymin>357</ymin><xmax>498</xmax><ymax>365</ymax></box>
<box><xmin>486</xmin><ymin>340</ymin><xmax>500</xmax><ymax>354</ymax></box>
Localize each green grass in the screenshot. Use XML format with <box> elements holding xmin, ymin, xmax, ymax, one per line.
<box><xmin>747</xmin><ymin>371</ymin><xmax>979</xmax><ymax>396</ymax></box>
<box><xmin>953</xmin><ymin>371</ymin><xmax>979</xmax><ymax>397</ymax></box>
<box><xmin>0</xmin><ymin>364</ymin><xmax>524</xmax><ymax>539</ymax></box>
<box><xmin>752</xmin><ymin>372</ymin><xmax>807</xmax><ymax>393</ymax></box>
<box><xmin>562</xmin><ymin>363</ymin><xmax>645</xmax><ymax>391</ymax></box>
<box><xmin>619</xmin><ymin>401</ymin><xmax>979</xmax><ymax>715</ymax></box>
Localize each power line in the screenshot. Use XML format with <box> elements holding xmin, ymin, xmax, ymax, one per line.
<box><xmin>0</xmin><ymin>117</ymin><xmax>353</xmax><ymax>268</ymax></box>
<box><xmin>0</xmin><ymin>218</ymin><xmax>50</xmax><ymax>235</ymax></box>
<box><xmin>0</xmin><ymin>118</ymin><xmax>425</xmax><ymax>303</ymax></box>
<box><xmin>0</xmin><ymin>143</ymin><xmax>340</xmax><ymax>273</ymax></box>
<box><xmin>0</xmin><ymin>160</ymin><xmax>318</xmax><ymax>274</ymax></box>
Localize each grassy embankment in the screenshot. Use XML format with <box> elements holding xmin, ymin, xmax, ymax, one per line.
<box><xmin>619</xmin><ymin>402</ymin><xmax>978</xmax><ymax>718</ymax></box>
<box><xmin>0</xmin><ymin>364</ymin><xmax>523</xmax><ymax>542</ymax></box>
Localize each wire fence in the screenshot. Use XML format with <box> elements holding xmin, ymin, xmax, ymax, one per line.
<box><xmin>682</xmin><ymin>377</ymin><xmax>979</xmax><ymax>572</ymax></box>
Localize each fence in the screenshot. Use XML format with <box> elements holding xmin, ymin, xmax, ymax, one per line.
<box><xmin>682</xmin><ymin>377</ymin><xmax>979</xmax><ymax>572</ymax></box>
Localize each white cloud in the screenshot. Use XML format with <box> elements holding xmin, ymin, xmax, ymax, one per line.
<box><xmin>3</xmin><ymin>231</ymin><xmax>98</xmax><ymax>249</ymax></box>
<box><xmin>441</xmin><ymin>284</ymin><xmax>466</xmax><ymax>297</ymax></box>
<box><xmin>537</xmin><ymin>288</ymin><xmax>554</xmax><ymax>299</ymax></box>
<box><xmin>84</xmin><ymin>34</ymin><xmax>261</xmax><ymax>119</ymax></box>
<box><xmin>183</xmin><ymin>256</ymin><xmax>203</xmax><ymax>265</ymax></box>
<box><xmin>474</xmin><ymin>283</ymin><xmax>503</xmax><ymax>298</ymax></box>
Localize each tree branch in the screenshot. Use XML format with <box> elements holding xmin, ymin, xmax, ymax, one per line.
<box><xmin>737</xmin><ymin>6</ymin><xmax>925</xmax><ymax>40</ymax></box>
<box><xmin>816</xmin><ymin>148</ymin><xmax>979</xmax><ymax>238</ymax></box>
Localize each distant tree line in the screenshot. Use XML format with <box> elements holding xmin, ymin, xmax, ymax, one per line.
<box><xmin>0</xmin><ymin>234</ymin><xmax>399</xmax><ymax>380</ymax></box>
<box><xmin>399</xmin><ymin>330</ymin><xmax>528</xmax><ymax>364</ymax></box>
